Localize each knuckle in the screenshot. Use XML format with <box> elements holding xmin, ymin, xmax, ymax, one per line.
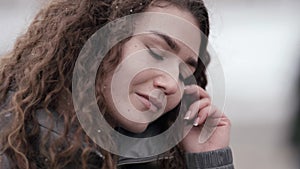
<box><xmin>223</xmin><ymin>116</ymin><xmax>231</xmax><ymax>126</ymax></box>
<box><xmin>190</xmin><ymin>100</ymin><xmax>201</xmax><ymax>110</ymax></box>
<box><xmin>202</xmin><ymin>98</ymin><xmax>211</xmax><ymax>105</ymax></box>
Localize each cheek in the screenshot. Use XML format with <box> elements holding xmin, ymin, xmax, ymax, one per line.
<box><xmin>97</xmin><ymin>70</ymin><xmax>118</xmax><ymax>114</ymax></box>
<box><xmin>165</xmin><ymin>91</ymin><xmax>182</xmax><ymax>112</ymax></box>
<box><xmin>122</xmin><ymin>39</ymin><xmax>144</xmax><ymax>60</ymax></box>
<box><xmin>129</xmin><ymin>70</ymin><xmax>154</xmax><ymax>88</ymax></box>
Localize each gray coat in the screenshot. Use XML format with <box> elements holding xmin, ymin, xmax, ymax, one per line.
<box><xmin>0</xmin><ymin>100</ymin><xmax>234</xmax><ymax>169</ymax></box>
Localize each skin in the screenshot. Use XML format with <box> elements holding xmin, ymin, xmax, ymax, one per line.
<box><xmin>102</xmin><ymin>4</ymin><xmax>231</xmax><ymax>153</ymax></box>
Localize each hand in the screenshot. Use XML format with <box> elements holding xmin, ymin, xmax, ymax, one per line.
<box><xmin>181</xmin><ymin>84</ymin><xmax>231</xmax><ymax>153</ymax></box>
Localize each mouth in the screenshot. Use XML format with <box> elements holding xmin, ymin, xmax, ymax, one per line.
<box><xmin>136</xmin><ymin>92</ymin><xmax>163</xmax><ymax>111</ymax></box>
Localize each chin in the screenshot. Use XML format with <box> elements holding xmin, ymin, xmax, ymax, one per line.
<box><xmin>122</xmin><ymin>122</ymin><xmax>149</xmax><ymax>134</ymax></box>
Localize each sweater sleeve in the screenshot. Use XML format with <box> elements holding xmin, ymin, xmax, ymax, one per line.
<box><xmin>184</xmin><ymin>147</ymin><xmax>234</xmax><ymax>169</ymax></box>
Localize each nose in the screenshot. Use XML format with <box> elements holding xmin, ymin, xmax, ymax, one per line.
<box><xmin>153</xmin><ymin>74</ymin><xmax>178</xmax><ymax>95</ymax></box>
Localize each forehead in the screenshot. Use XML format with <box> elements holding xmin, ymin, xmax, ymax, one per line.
<box><xmin>133</xmin><ymin>4</ymin><xmax>202</xmax><ymax>57</ymax></box>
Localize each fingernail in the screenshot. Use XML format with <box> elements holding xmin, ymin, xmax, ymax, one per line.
<box><xmin>193</xmin><ymin>117</ymin><xmax>200</xmax><ymax>126</ymax></box>
<box><xmin>184</xmin><ymin>110</ymin><xmax>191</xmax><ymax>120</ymax></box>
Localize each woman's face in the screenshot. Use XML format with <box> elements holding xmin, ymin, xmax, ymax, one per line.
<box><xmin>102</xmin><ymin>4</ymin><xmax>201</xmax><ymax>133</ymax></box>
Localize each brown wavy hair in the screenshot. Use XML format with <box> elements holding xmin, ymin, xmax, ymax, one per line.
<box><xmin>0</xmin><ymin>0</ymin><xmax>210</xmax><ymax>169</ymax></box>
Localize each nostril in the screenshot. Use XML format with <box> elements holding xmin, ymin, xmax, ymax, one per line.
<box><xmin>153</xmin><ymin>80</ymin><xmax>177</xmax><ymax>95</ymax></box>
<box><xmin>153</xmin><ymin>78</ymin><xmax>166</xmax><ymax>90</ymax></box>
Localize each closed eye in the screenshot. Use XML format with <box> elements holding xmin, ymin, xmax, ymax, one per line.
<box><xmin>147</xmin><ymin>46</ymin><xmax>164</xmax><ymax>61</ymax></box>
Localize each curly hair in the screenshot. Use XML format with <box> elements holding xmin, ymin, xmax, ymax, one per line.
<box><xmin>0</xmin><ymin>0</ymin><xmax>210</xmax><ymax>169</ymax></box>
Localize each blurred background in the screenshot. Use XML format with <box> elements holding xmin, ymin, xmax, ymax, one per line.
<box><xmin>204</xmin><ymin>0</ymin><xmax>300</xmax><ymax>168</ymax></box>
<box><xmin>1</xmin><ymin>0</ymin><xmax>300</xmax><ymax>168</ymax></box>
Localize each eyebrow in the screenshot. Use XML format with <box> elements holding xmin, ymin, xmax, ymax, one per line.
<box><xmin>150</xmin><ymin>31</ymin><xmax>198</xmax><ymax>70</ymax></box>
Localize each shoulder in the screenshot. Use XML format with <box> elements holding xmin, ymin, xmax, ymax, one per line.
<box><xmin>0</xmin><ymin>153</ymin><xmax>11</xmax><ymax>169</ymax></box>
<box><xmin>1</xmin><ymin>100</ymin><xmax>104</xmax><ymax>168</ymax></box>
<box><xmin>0</xmin><ymin>91</ymin><xmax>14</xmax><ymax>136</ymax></box>
<box><xmin>36</xmin><ymin>108</ymin><xmax>105</xmax><ymax>167</ymax></box>
<box><xmin>0</xmin><ymin>91</ymin><xmax>13</xmax><ymax>169</ymax></box>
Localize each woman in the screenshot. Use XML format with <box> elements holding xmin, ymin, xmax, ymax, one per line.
<box><xmin>0</xmin><ymin>0</ymin><xmax>234</xmax><ymax>168</ymax></box>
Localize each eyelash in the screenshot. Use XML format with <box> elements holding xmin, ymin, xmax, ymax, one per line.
<box><xmin>148</xmin><ymin>47</ymin><xmax>164</xmax><ymax>61</ymax></box>
<box><xmin>146</xmin><ymin>46</ymin><xmax>191</xmax><ymax>82</ymax></box>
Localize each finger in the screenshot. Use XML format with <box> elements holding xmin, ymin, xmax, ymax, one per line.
<box><xmin>195</xmin><ymin>106</ymin><xmax>213</xmax><ymax>125</ymax></box>
<box><xmin>184</xmin><ymin>98</ymin><xmax>211</xmax><ymax>120</ymax></box>
<box><xmin>192</xmin><ymin>106</ymin><xmax>217</xmax><ymax>126</ymax></box>
<box><xmin>217</xmin><ymin>115</ymin><xmax>231</xmax><ymax>127</ymax></box>
<box><xmin>184</xmin><ymin>84</ymin><xmax>210</xmax><ymax>99</ymax></box>
<box><xmin>198</xmin><ymin>105</ymin><xmax>223</xmax><ymax>127</ymax></box>
<box><xmin>198</xmin><ymin>113</ymin><xmax>231</xmax><ymax>144</ymax></box>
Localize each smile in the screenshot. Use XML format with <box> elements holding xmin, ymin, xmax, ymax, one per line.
<box><xmin>135</xmin><ymin>93</ymin><xmax>163</xmax><ymax>112</ymax></box>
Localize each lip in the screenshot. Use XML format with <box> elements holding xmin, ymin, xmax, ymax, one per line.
<box><xmin>136</xmin><ymin>93</ymin><xmax>151</xmax><ymax>109</ymax></box>
<box><xmin>136</xmin><ymin>92</ymin><xmax>162</xmax><ymax>111</ymax></box>
<box><xmin>148</xmin><ymin>95</ymin><xmax>163</xmax><ymax>111</ymax></box>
